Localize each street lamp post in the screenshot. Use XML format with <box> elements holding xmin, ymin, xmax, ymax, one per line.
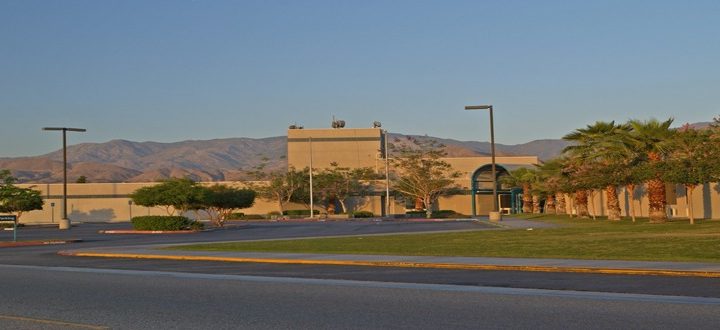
<box><xmin>384</xmin><ymin>130</ymin><xmax>390</xmax><ymax>218</ymax></box>
<box><xmin>464</xmin><ymin>105</ymin><xmax>500</xmax><ymax>221</ymax></box>
<box><xmin>128</xmin><ymin>200</ymin><xmax>133</xmax><ymax>220</ymax></box>
<box><xmin>308</xmin><ymin>137</ymin><xmax>314</xmax><ymax>219</ymax></box>
<box><xmin>42</xmin><ymin>127</ymin><xmax>86</xmax><ymax>229</ymax></box>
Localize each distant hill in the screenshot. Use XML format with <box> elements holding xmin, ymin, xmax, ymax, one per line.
<box><xmin>0</xmin><ymin>133</ymin><xmax>571</xmax><ymax>183</ymax></box>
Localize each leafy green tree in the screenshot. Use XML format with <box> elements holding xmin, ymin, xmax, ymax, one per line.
<box><xmin>390</xmin><ymin>138</ymin><xmax>460</xmax><ymax>218</ymax></box>
<box><xmin>201</xmin><ymin>184</ymin><xmax>256</xmax><ymax>227</ymax></box>
<box><xmin>0</xmin><ymin>170</ymin><xmax>44</xmax><ymax>222</ymax></box>
<box><xmin>661</xmin><ymin>126</ymin><xmax>720</xmax><ymax>224</ymax></box>
<box><xmin>314</xmin><ymin>163</ymin><xmax>376</xmax><ymax>214</ymax></box>
<box><xmin>76</xmin><ymin>176</ymin><xmax>87</xmax><ymax>183</ymax></box>
<box><xmin>130</xmin><ymin>177</ymin><xmax>205</xmax><ymax>216</ymax></box>
<box><xmin>247</xmin><ymin>166</ymin><xmax>308</xmax><ymax>214</ymax></box>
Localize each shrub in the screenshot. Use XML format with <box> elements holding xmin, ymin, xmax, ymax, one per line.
<box><xmin>405</xmin><ymin>211</ymin><xmax>425</xmax><ymax>218</ymax></box>
<box><xmin>131</xmin><ymin>216</ymin><xmax>197</xmax><ymax>231</ymax></box>
<box><xmin>226</xmin><ymin>212</ymin><xmax>245</xmax><ymax>220</ymax></box>
<box><xmin>241</xmin><ymin>214</ymin><xmax>266</xmax><ymax>220</ymax></box>
<box><xmin>352</xmin><ymin>211</ymin><xmax>375</xmax><ymax>218</ymax></box>
<box><xmin>188</xmin><ymin>220</ymin><xmax>205</xmax><ymax>231</ymax></box>
<box><xmin>283</xmin><ymin>209</ymin><xmax>311</xmax><ymax>216</ymax></box>
<box><xmin>432</xmin><ymin>210</ymin><xmax>463</xmax><ymax>218</ymax></box>
<box><xmin>0</xmin><ymin>222</ymin><xmax>23</xmax><ymax>229</ymax></box>
<box><xmin>404</xmin><ymin>210</ymin><xmax>465</xmax><ymax>218</ymax></box>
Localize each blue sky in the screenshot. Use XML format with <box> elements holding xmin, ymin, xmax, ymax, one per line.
<box><xmin>1</xmin><ymin>0</ymin><xmax>718</xmax><ymax>157</ymax></box>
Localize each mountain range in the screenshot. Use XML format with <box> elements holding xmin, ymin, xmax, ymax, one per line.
<box><xmin>0</xmin><ymin>132</ymin><xmax>575</xmax><ymax>183</ymax></box>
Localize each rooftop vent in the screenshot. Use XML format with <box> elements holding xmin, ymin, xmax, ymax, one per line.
<box><xmin>332</xmin><ymin>119</ymin><xmax>346</xmax><ymax>128</ymax></box>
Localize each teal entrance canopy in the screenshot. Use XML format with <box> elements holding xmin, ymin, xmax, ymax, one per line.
<box><xmin>469</xmin><ymin>164</ymin><xmax>521</xmax><ymax>217</ymax></box>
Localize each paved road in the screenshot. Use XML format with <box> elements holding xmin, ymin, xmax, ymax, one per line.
<box><xmin>3</xmin><ymin>221</ymin><xmax>720</xmax><ymax>299</ymax></box>
<box><xmin>3</xmin><ymin>220</ymin><xmax>720</xmax><ymax>328</ymax></box>
<box><xmin>2</xmin><ymin>264</ymin><xmax>720</xmax><ymax>329</ymax></box>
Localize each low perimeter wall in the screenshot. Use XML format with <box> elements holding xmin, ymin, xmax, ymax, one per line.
<box><xmin>10</xmin><ymin>181</ymin><xmax>720</xmax><ymax>224</ymax></box>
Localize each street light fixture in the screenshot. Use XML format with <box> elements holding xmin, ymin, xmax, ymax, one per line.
<box><xmin>42</xmin><ymin>127</ymin><xmax>86</xmax><ymax>229</ymax></box>
<box><xmin>464</xmin><ymin>105</ymin><xmax>500</xmax><ymax>221</ymax></box>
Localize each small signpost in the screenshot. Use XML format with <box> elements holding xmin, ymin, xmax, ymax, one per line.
<box><xmin>0</xmin><ymin>215</ymin><xmax>17</xmax><ymax>242</ymax></box>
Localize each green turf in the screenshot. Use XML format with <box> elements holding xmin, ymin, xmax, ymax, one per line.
<box><xmin>167</xmin><ymin>215</ymin><xmax>720</xmax><ymax>262</ymax></box>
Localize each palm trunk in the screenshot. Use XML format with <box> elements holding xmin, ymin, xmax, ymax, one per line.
<box><xmin>532</xmin><ymin>195</ymin><xmax>541</xmax><ymax>214</ymax></box>
<box><xmin>575</xmin><ymin>190</ymin><xmax>589</xmax><ymax>218</ymax></box>
<box><xmin>587</xmin><ymin>190</ymin><xmax>596</xmax><ymax>220</ymax></box>
<box><xmin>555</xmin><ymin>193</ymin><xmax>565</xmax><ymax>215</ymax></box>
<box><xmin>522</xmin><ymin>184</ymin><xmax>532</xmax><ymax>213</ymax></box>
<box><xmin>647</xmin><ymin>152</ymin><xmax>668</xmax><ymax>223</ymax></box>
<box><xmin>647</xmin><ymin>178</ymin><xmax>667</xmax><ymax>223</ymax></box>
<box><xmin>606</xmin><ymin>185</ymin><xmax>621</xmax><ymax>221</ymax></box>
<box><xmin>545</xmin><ymin>195</ymin><xmax>556</xmax><ymax>214</ymax></box>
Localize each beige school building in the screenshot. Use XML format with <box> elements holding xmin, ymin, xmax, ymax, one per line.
<box><xmin>13</xmin><ymin>127</ymin><xmax>720</xmax><ymax>223</ymax></box>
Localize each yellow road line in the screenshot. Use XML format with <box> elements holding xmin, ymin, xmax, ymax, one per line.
<box><xmin>64</xmin><ymin>251</ymin><xmax>720</xmax><ymax>278</ymax></box>
<box><xmin>0</xmin><ymin>314</ymin><xmax>108</xmax><ymax>329</ymax></box>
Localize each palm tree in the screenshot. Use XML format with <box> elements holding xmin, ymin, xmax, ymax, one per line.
<box><xmin>627</xmin><ymin>118</ymin><xmax>675</xmax><ymax>223</ymax></box>
<box><xmin>563</xmin><ymin>121</ymin><xmax>631</xmax><ymax>220</ymax></box>
<box><xmin>535</xmin><ymin>159</ymin><xmax>566</xmax><ymax>215</ymax></box>
<box><xmin>501</xmin><ymin>167</ymin><xmax>537</xmax><ymax>213</ymax></box>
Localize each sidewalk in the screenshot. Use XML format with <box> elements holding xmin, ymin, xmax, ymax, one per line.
<box><xmin>59</xmin><ymin>244</ymin><xmax>720</xmax><ymax>278</ymax></box>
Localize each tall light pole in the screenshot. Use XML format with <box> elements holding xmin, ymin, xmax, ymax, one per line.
<box><xmin>383</xmin><ymin>130</ymin><xmax>390</xmax><ymax>217</ymax></box>
<box><xmin>42</xmin><ymin>127</ymin><xmax>86</xmax><ymax>229</ymax></box>
<box><xmin>464</xmin><ymin>105</ymin><xmax>500</xmax><ymax>221</ymax></box>
<box><xmin>308</xmin><ymin>137</ymin><xmax>314</xmax><ymax>219</ymax></box>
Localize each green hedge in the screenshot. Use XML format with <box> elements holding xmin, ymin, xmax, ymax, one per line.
<box><xmin>283</xmin><ymin>210</ymin><xmax>311</xmax><ymax>216</ymax></box>
<box><xmin>405</xmin><ymin>210</ymin><xmax>464</xmax><ymax>218</ymax></box>
<box><xmin>352</xmin><ymin>211</ymin><xmax>375</xmax><ymax>218</ymax></box>
<box><xmin>240</xmin><ymin>214</ymin><xmax>266</xmax><ymax>220</ymax></box>
<box><xmin>131</xmin><ymin>216</ymin><xmax>204</xmax><ymax>231</ymax></box>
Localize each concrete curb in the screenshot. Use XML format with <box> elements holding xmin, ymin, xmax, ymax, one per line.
<box><xmin>98</xmin><ymin>230</ymin><xmax>199</xmax><ymax>234</ymax></box>
<box><xmin>57</xmin><ymin>250</ymin><xmax>720</xmax><ymax>278</ymax></box>
<box><xmin>0</xmin><ymin>239</ymin><xmax>82</xmax><ymax>248</ymax></box>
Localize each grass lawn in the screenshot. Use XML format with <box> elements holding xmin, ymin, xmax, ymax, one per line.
<box><xmin>168</xmin><ymin>215</ymin><xmax>720</xmax><ymax>262</ymax></box>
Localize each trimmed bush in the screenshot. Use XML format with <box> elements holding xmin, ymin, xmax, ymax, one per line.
<box><xmin>226</xmin><ymin>212</ymin><xmax>245</xmax><ymax>220</ymax></box>
<box><xmin>432</xmin><ymin>210</ymin><xmax>463</xmax><ymax>218</ymax></box>
<box><xmin>405</xmin><ymin>210</ymin><xmax>465</xmax><ymax>218</ymax></box>
<box><xmin>131</xmin><ymin>216</ymin><xmax>200</xmax><ymax>231</ymax></box>
<box><xmin>188</xmin><ymin>220</ymin><xmax>205</xmax><ymax>231</ymax></box>
<box><xmin>283</xmin><ymin>209</ymin><xmax>311</xmax><ymax>216</ymax></box>
<box><xmin>352</xmin><ymin>211</ymin><xmax>375</xmax><ymax>218</ymax></box>
<box><xmin>240</xmin><ymin>214</ymin><xmax>266</xmax><ymax>220</ymax></box>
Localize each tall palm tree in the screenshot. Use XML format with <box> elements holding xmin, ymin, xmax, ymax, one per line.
<box><xmin>563</xmin><ymin>121</ymin><xmax>630</xmax><ymax>220</ymax></box>
<box><xmin>535</xmin><ymin>158</ymin><xmax>566</xmax><ymax>215</ymax></box>
<box><xmin>627</xmin><ymin>118</ymin><xmax>675</xmax><ymax>223</ymax></box>
<box><xmin>501</xmin><ymin>167</ymin><xmax>537</xmax><ymax>213</ymax></box>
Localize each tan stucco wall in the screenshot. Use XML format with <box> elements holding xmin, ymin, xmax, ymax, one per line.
<box><xmin>443</xmin><ymin>156</ymin><xmax>540</xmax><ymax>180</ymax></box>
<box><xmin>10</xmin><ymin>180</ymin><xmax>720</xmax><ymax>224</ymax></box>
<box><xmin>287</xmin><ymin>128</ymin><xmax>385</xmax><ymax>172</ymax></box>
